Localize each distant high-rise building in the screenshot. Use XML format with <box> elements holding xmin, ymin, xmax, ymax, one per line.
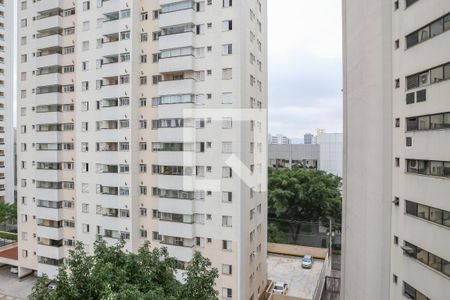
<box><xmin>17</xmin><ymin>1</ymin><xmax>268</xmax><ymax>299</ymax></box>
<box><xmin>316</xmin><ymin>133</ymin><xmax>343</xmax><ymax>177</ymax></box>
<box><xmin>343</xmin><ymin>0</ymin><xmax>450</xmax><ymax>299</ymax></box>
<box><xmin>0</xmin><ymin>0</ymin><xmax>15</xmax><ymax>204</ymax></box>
<box><xmin>269</xmin><ymin>134</ymin><xmax>291</xmax><ymax>145</ymax></box>
<box><xmin>268</xmin><ymin>133</ymin><xmax>342</xmax><ymax>177</ymax></box>
<box><xmin>304</xmin><ymin>133</ymin><xmax>313</xmax><ymax>145</ymax></box>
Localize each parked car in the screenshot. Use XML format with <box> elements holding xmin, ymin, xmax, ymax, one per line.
<box><xmin>273</xmin><ymin>282</ymin><xmax>288</xmax><ymax>294</ymax></box>
<box><xmin>9</xmin><ymin>266</ymin><xmax>18</xmax><ymax>274</ymax></box>
<box><xmin>302</xmin><ymin>255</ymin><xmax>314</xmax><ymax>269</ymax></box>
<box><xmin>47</xmin><ymin>282</ymin><xmax>58</xmax><ymax>291</ymax></box>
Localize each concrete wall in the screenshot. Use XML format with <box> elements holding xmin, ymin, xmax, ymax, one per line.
<box><xmin>341</xmin><ymin>0</ymin><xmax>392</xmax><ymax>299</ymax></box>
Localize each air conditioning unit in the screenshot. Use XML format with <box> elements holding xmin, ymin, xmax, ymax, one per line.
<box><xmin>419</xmin><ymin>73</ymin><xmax>429</xmax><ymax>85</ymax></box>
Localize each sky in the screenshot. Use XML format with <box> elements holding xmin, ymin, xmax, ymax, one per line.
<box><xmin>268</xmin><ymin>0</ymin><xmax>343</xmax><ymax>140</ymax></box>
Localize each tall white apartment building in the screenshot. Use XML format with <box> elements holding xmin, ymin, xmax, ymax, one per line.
<box><xmin>343</xmin><ymin>0</ymin><xmax>450</xmax><ymax>299</ymax></box>
<box><xmin>17</xmin><ymin>1</ymin><xmax>268</xmax><ymax>299</ymax></box>
<box><xmin>0</xmin><ymin>0</ymin><xmax>15</xmax><ymax>204</ymax></box>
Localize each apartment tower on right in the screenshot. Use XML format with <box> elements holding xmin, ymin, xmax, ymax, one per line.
<box><xmin>343</xmin><ymin>0</ymin><xmax>450</xmax><ymax>299</ymax></box>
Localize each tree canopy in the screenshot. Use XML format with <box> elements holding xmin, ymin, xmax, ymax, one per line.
<box><xmin>268</xmin><ymin>167</ymin><xmax>342</xmax><ymax>243</ymax></box>
<box><xmin>30</xmin><ymin>238</ymin><xmax>218</xmax><ymax>300</ymax></box>
<box><xmin>0</xmin><ymin>201</ymin><xmax>16</xmax><ymax>225</ymax></box>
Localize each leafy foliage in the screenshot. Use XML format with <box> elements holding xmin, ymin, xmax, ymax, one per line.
<box><xmin>30</xmin><ymin>238</ymin><xmax>218</xmax><ymax>300</ymax></box>
<box><xmin>268</xmin><ymin>167</ymin><xmax>342</xmax><ymax>243</ymax></box>
<box><xmin>0</xmin><ymin>231</ymin><xmax>17</xmax><ymax>240</ymax></box>
<box><xmin>0</xmin><ymin>201</ymin><xmax>17</xmax><ymax>225</ymax></box>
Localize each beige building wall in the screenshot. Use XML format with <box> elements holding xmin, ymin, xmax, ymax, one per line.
<box><xmin>391</xmin><ymin>1</ymin><xmax>450</xmax><ymax>299</ymax></box>
<box><xmin>17</xmin><ymin>0</ymin><xmax>267</xmax><ymax>299</ymax></box>
<box><xmin>344</xmin><ymin>0</ymin><xmax>450</xmax><ymax>299</ymax></box>
<box><xmin>342</xmin><ymin>0</ymin><xmax>393</xmax><ymax>299</ymax></box>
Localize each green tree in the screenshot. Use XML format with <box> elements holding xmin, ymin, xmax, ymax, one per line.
<box><xmin>180</xmin><ymin>251</ymin><xmax>219</xmax><ymax>300</ymax></box>
<box><xmin>268</xmin><ymin>167</ymin><xmax>342</xmax><ymax>242</ymax></box>
<box><xmin>30</xmin><ymin>238</ymin><xmax>218</xmax><ymax>300</ymax></box>
<box><xmin>0</xmin><ymin>201</ymin><xmax>16</xmax><ymax>225</ymax></box>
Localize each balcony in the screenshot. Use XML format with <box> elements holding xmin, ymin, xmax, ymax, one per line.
<box><xmin>159</xmin><ymin>198</ymin><xmax>194</xmax><ymax>215</ymax></box>
<box><xmin>36</xmin><ymin>52</ymin><xmax>62</xmax><ymax>69</ymax></box>
<box><xmin>159</xmin><ymin>220</ymin><xmax>194</xmax><ymax>238</ymax></box>
<box><xmin>159</xmin><ymin>78</ymin><xmax>195</xmax><ymax>95</ymax></box>
<box><xmin>96</xmin><ymin>120</ymin><xmax>118</xmax><ymax>130</ymax></box>
<box><xmin>35</xmin><ymin>15</ymin><xmax>62</xmax><ymax>31</ymax></box>
<box><xmin>161</xmin><ymin>243</ymin><xmax>194</xmax><ymax>262</ymax></box>
<box><xmin>159</xmin><ymin>55</ymin><xmax>194</xmax><ymax>73</ymax></box>
<box><xmin>101</xmin><ymin>62</ymin><xmax>120</xmax><ymax>77</ymax></box>
<box><xmin>36</xmin><ymin>225</ymin><xmax>63</xmax><ymax>241</ymax></box>
<box><xmin>101</xmin><ymin>0</ymin><xmax>123</xmax><ymax>12</ymax></box>
<box><xmin>36</xmin><ymin>206</ymin><xmax>62</xmax><ymax>221</ymax></box>
<box><xmin>35</xmin><ymin>73</ymin><xmax>62</xmax><ymax>87</ymax></box>
<box><xmin>97</xmin><ymin>185</ymin><xmax>118</xmax><ymax>196</ymax></box>
<box><xmin>37</xmin><ymin>241</ymin><xmax>64</xmax><ymax>260</ymax></box>
<box><xmin>102</xmin><ymin>208</ymin><xmax>119</xmax><ymax>218</ymax></box>
<box><xmin>36</xmin><ymin>34</ymin><xmax>62</xmax><ymax>51</ymax></box>
<box><xmin>35</xmin><ymin>0</ymin><xmax>64</xmax><ymax>12</ymax></box>
<box><xmin>160</xmin><ymin>8</ymin><xmax>194</xmax><ymax>28</ymax></box>
<box><xmin>159</xmin><ymin>31</ymin><xmax>194</xmax><ymax>50</ymax></box>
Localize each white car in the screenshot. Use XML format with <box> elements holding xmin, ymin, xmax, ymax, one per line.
<box><xmin>273</xmin><ymin>282</ymin><xmax>288</xmax><ymax>294</ymax></box>
<box><xmin>9</xmin><ymin>266</ymin><xmax>18</xmax><ymax>274</ymax></box>
<box><xmin>302</xmin><ymin>255</ymin><xmax>314</xmax><ymax>269</ymax></box>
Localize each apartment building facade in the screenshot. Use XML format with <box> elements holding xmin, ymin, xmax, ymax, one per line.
<box><xmin>17</xmin><ymin>1</ymin><xmax>268</xmax><ymax>299</ymax></box>
<box><xmin>343</xmin><ymin>0</ymin><xmax>450</xmax><ymax>299</ymax></box>
<box><xmin>0</xmin><ymin>0</ymin><xmax>15</xmax><ymax>204</ymax></box>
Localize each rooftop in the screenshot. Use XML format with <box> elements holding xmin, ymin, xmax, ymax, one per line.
<box><xmin>268</xmin><ymin>253</ymin><xmax>324</xmax><ymax>299</ymax></box>
<box><xmin>266</xmin><ymin>243</ymin><xmax>329</xmax><ymax>300</ymax></box>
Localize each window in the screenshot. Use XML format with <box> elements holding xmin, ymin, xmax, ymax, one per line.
<box><xmin>120</xmin><ymin>209</ymin><xmax>130</xmax><ymax>218</ymax></box>
<box><xmin>140</xmin><ymin>208</ymin><xmax>147</xmax><ymax>216</ymax></box>
<box><xmin>405</xmin><ymin>0</ymin><xmax>418</xmax><ymax>8</ymax></box>
<box><xmin>223</xmin><ymin>167</ymin><xmax>232</xmax><ymax>178</ymax></box>
<box><xmin>402</xmin><ymin>241</ymin><xmax>450</xmax><ymax>278</ymax></box>
<box><xmin>222</xmin><ymin>216</ymin><xmax>232</xmax><ymax>227</ymax></box>
<box><xmin>222</xmin><ymin>192</ymin><xmax>232</xmax><ymax>203</ymax></box>
<box><xmin>222</xmin><ymin>44</ymin><xmax>233</xmax><ymax>55</ymax></box>
<box><xmin>406</xmin><ymin>63</ymin><xmax>450</xmax><ymax>90</ymax></box>
<box><xmin>406</xmin><ymin>200</ymin><xmax>450</xmax><ymax>228</ymax></box>
<box><xmin>222</xmin><ymin>288</ymin><xmax>232</xmax><ymax>299</ymax></box>
<box><xmin>406</xmin><ymin>137</ymin><xmax>412</xmax><ymax>147</ymax></box>
<box><xmin>222</xmin><ymin>117</ymin><xmax>232</xmax><ymax>129</ymax></box>
<box><xmin>121</xmin><ymin>9</ymin><xmax>131</xmax><ymax>18</ymax></box>
<box><xmin>140</xmin><ymin>120</ymin><xmax>147</xmax><ymax>129</ymax></box>
<box><xmin>223</xmin><ymin>0</ymin><xmax>232</xmax><ymax>7</ymax></box>
<box><xmin>222</xmin><ymin>20</ymin><xmax>233</xmax><ymax>31</ymax></box>
<box><xmin>82</xmin><ymin>203</ymin><xmax>89</xmax><ymax>213</ymax></box>
<box><xmin>83</xmin><ymin>1</ymin><xmax>90</xmax><ymax>11</ymax></box>
<box><xmin>222</xmin><ymin>142</ymin><xmax>232</xmax><ymax>153</ymax></box>
<box><xmin>222</xmin><ymin>68</ymin><xmax>232</xmax><ymax>80</ymax></box>
<box><xmin>222</xmin><ymin>92</ymin><xmax>233</xmax><ymax>104</ymax></box>
<box><xmin>222</xmin><ymin>264</ymin><xmax>232</xmax><ymax>275</ymax></box>
<box><xmin>394</xmin><ymin>236</ymin><xmax>399</xmax><ymax>245</ymax></box>
<box><xmin>222</xmin><ymin>240</ymin><xmax>232</xmax><ymax>251</ymax></box>
<box><xmin>83</xmin><ymin>21</ymin><xmax>90</xmax><ymax>31</ymax></box>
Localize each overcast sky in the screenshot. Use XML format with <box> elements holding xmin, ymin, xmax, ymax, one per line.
<box><xmin>268</xmin><ymin>0</ymin><xmax>343</xmax><ymax>140</ymax></box>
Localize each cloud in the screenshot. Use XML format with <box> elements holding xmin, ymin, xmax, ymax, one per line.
<box><xmin>268</xmin><ymin>0</ymin><xmax>343</xmax><ymax>138</ymax></box>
